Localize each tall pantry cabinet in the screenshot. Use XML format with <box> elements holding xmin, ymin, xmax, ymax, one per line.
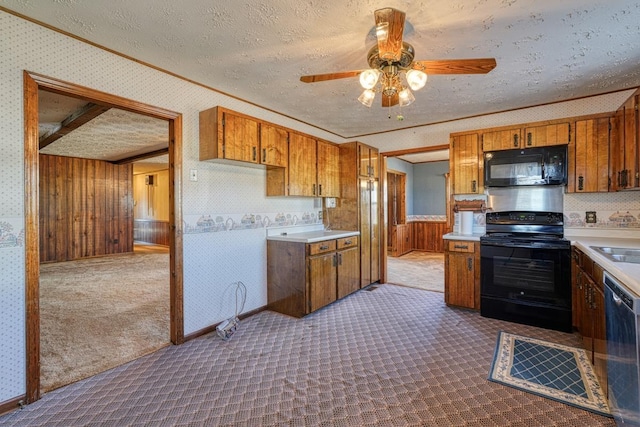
<box><xmin>331</xmin><ymin>141</ymin><xmax>381</xmax><ymax>288</ymax></box>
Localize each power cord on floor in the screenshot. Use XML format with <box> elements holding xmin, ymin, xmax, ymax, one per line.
<box><xmin>216</xmin><ymin>281</ymin><xmax>247</xmax><ymax>341</ymax></box>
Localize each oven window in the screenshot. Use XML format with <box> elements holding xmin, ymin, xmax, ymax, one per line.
<box><xmin>491</xmin><ymin>255</ymin><xmax>554</xmax><ymax>292</ymax></box>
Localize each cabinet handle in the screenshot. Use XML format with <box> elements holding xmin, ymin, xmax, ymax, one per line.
<box><xmin>262</xmin><ymin>148</ymin><xmax>266</xmax><ymax>162</ymax></box>
<box><xmin>313</xmin><ymin>183</ymin><xmax>316</xmax><ymax>195</ymax></box>
<box><xmin>344</xmin><ymin>240</ymin><xmax>352</xmax><ymax>245</ymax></box>
<box><xmin>320</xmin><ymin>244</ymin><xmax>329</xmax><ymax>250</ymax></box>
<box><xmin>467</xmin><ymin>257</ymin><xmax>473</xmax><ymax>271</ymax></box>
<box><xmin>578</xmin><ymin>175</ymin><xmax>584</xmax><ymax>191</ymax></box>
<box><xmin>338</xmin><ymin>253</ymin><xmax>343</xmax><ymax>265</ymax></box>
<box><xmin>252</xmin><ymin>146</ymin><xmax>257</xmax><ymax>161</ymax></box>
<box><xmin>454</xmin><ymin>244</ymin><xmax>469</xmax><ymax>250</ymax></box>
<box><xmin>333</xmin><ymin>254</ymin><xmax>337</xmax><ymax>267</ymax></box>
<box><xmin>471</xmin><ymin>180</ymin><xmax>477</xmax><ymax>192</ymax></box>
<box><xmin>527</xmin><ymin>132</ymin><xmax>532</xmax><ymax>146</ymax></box>
<box><xmin>513</xmin><ymin>134</ymin><xmax>519</xmax><ymax>147</ymax></box>
<box><xmin>319</xmin><ymin>184</ymin><xmax>322</xmax><ymax>196</ymax></box>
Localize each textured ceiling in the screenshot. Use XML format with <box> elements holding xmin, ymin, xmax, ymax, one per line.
<box><xmin>4</xmin><ymin>0</ymin><xmax>640</xmax><ymax>141</ymax></box>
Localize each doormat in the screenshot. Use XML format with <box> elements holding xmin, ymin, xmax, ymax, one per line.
<box><xmin>488</xmin><ymin>331</ymin><xmax>611</xmax><ymax>417</ymax></box>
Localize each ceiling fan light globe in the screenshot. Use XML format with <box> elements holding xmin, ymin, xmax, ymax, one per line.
<box><xmin>406</xmin><ymin>69</ymin><xmax>428</xmax><ymax>91</ymax></box>
<box><xmin>358</xmin><ymin>89</ymin><xmax>376</xmax><ymax>107</ymax></box>
<box><xmin>359</xmin><ymin>69</ymin><xmax>380</xmax><ymax>89</ymax></box>
<box><xmin>398</xmin><ymin>88</ymin><xmax>415</xmax><ymax>107</ymax></box>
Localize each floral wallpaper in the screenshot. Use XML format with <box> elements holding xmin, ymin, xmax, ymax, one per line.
<box><xmin>183</xmin><ymin>211</ymin><xmax>323</xmax><ymax>234</ymax></box>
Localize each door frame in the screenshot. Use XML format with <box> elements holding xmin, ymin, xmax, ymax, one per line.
<box><xmin>24</xmin><ymin>71</ymin><xmax>184</xmax><ymax>403</ymax></box>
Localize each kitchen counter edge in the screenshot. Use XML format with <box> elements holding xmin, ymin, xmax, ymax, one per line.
<box><xmin>267</xmin><ymin>230</ymin><xmax>360</xmax><ymax>243</ymax></box>
<box><xmin>443</xmin><ymin>232</ymin><xmax>483</xmax><ymax>242</ymax></box>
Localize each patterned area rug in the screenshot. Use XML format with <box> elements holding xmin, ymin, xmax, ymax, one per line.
<box><xmin>489</xmin><ymin>331</ymin><xmax>611</xmax><ymax>417</ymax></box>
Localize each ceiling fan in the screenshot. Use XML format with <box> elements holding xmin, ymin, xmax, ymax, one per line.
<box><xmin>300</xmin><ymin>7</ymin><xmax>497</xmax><ymax>108</ymax></box>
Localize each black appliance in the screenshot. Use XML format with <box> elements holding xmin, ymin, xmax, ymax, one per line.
<box><xmin>484</xmin><ymin>145</ymin><xmax>567</xmax><ymax>187</ymax></box>
<box><xmin>605</xmin><ymin>271</ymin><xmax>640</xmax><ymax>426</ymax></box>
<box><xmin>480</xmin><ymin>211</ymin><xmax>572</xmax><ymax>332</ymax></box>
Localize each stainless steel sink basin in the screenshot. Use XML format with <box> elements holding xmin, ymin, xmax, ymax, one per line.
<box><xmin>591</xmin><ymin>246</ymin><xmax>640</xmax><ymax>264</ymax></box>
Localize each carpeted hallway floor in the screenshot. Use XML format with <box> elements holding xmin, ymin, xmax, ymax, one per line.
<box><xmin>386</xmin><ymin>251</ymin><xmax>444</xmax><ymax>293</ymax></box>
<box><xmin>2</xmin><ymin>284</ymin><xmax>613</xmax><ymax>426</ymax></box>
<box><xmin>39</xmin><ymin>244</ymin><xmax>170</xmax><ymax>392</ymax></box>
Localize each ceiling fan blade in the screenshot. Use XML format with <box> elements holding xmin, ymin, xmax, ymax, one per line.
<box><xmin>374</xmin><ymin>7</ymin><xmax>405</xmax><ymax>62</ymax></box>
<box><xmin>300</xmin><ymin>70</ymin><xmax>364</xmax><ymax>83</ymax></box>
<box><xmin>382</xmin><ymin>92</ymin><xmax>399</xmax><ymax>108</ymax></box>
<box><xmin>411</xmin><ymin>58</ymin><xmax>497</xmax><ymax>74</ymax></box>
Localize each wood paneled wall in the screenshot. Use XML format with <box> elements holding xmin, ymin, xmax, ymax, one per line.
<box><xmin>134</xmin><ymin>219</ymin><xmax>170</xmax><ymax>246</ymax></box>
<box><xmin>411</xmin><ymin>221</ymin><xmax>449</xmax><ymax>253</ymax></box>
<box><xmin>39</xmin><ymin>154</ymin><xmax>133</xmax><ymax>263</ymax></box>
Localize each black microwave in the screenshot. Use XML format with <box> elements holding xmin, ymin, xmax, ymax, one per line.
<box><xmin>484</xmin><ymin>145</ymin><xmax>567</xmax><ymax>187</ymax></box>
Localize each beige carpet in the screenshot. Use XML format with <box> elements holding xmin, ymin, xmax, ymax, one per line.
<box><xmin>386</xmin><ymin>251</ymin><xmax>444</xmax><ymax>292</ymax></box>
<box><xmin>39</xmin><ymin>245</ymin><xmax>170</xmax><ymax>392</ymax></box>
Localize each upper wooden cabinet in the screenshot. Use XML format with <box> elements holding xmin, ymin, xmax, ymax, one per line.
<box><xmin>611</xmin><ymin>90</ymin><xmax>639</xmax><ymax>190</ymax></box>
<box><xmin>568</xmin><ymin>117</ymin><xmax>611</xmax><ymax>193</ymax></box>
<box><xmin>450</xmin><ymin>133</ymin><xmax>481</xmax><ymax>194</ymax></box>
<box><xmin>200</xmin><ymin>107</ymin><xmax>260</xmax><ymax>163</ymax></box>
<box><xmin>283</xmin><ymin>133</ymin><xmax>340</xmax><ymax>198</ymax></box>
<box><xmin>317</xmin><ymin>140</ymin><xmax>340</xmax><ymax>197</ymax></box>
<box><xmin>482</xmin><ymin>127</ymin><xmax>522</xmax><ymax>151</ymax></box>
<box><xmin>359</xmin><ymin>143</ymin><xmax>379</xmax><ymax>178</ymax></box>
<box><xmin>481</xmin><ymin>123</ymin><xmax>569</xmax><ymax>151</ymax></box>
<box><xmin>288</xmin><ymin>132</ymin><xmax>318</xmax><ymax>197</ymax></box>
<box><xmin>523</xmin><ymin>123</ymin><xmax>570</xmax><ymax>147</ymax></box>
<box><xmin>260</xmin><ymin>123</ymin><xmax>288</xmax><ymax>167</ymax></box>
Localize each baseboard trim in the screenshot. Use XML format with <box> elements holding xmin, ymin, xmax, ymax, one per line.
<box><xmin>0</xmin><ymin>395</ymin><xmax>25</xmax><ymax>416</ymax></box>
<box><xmin>183</xmin><ymin>305</ymin><xmax>267</xmax><ymax>342</ymax></box>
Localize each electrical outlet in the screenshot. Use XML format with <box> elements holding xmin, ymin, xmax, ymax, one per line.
<box><xmin>318</xmin><ymin>210</ymin><xmax>323</xmax><ymax>220</ymax></box>
<box><xmin>189</xmin><ymin>169</ymin><xmax>198</xmax><ymax>181</ymax></box>
<box><xmin>585</xmin><ymin>211</ymin><xmax>597</xmax><ymax>224</ymax></box>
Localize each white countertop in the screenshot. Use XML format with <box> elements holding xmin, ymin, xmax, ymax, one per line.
<box><xmin>266</xmin><ymin>229</ymin><xmax>359</xmax><ymax>243</ymax></box>
<box><xmin>443</xmin><ymin>232</ymin><xmax>484</xmax><ymax>242</ymax></box>
<box><xmin>570</xmin><ymin>236</ymin><xmax>640</xmax><ymax>296</ymax></box>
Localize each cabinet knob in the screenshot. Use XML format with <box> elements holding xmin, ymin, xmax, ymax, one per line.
<box><xmin>513</xmin><ymin>134</ymin><xmax>519</xmax><ymax>147</ymax></box>
<box><xmin>578</xmin><ymin>176</ymin><xmax>584</xmax><ymax>191</ymax></box>
<box><xmin>345</xmin><ymin>240</ymin><xmax>352</xmax><ymax>245</ymax></box>
<box><xmin>454</xmin><ymin>244</ymin><xmax>469</xmax><ymax>250</ymax></box>
<box><xmin>467</xmin><ymin>257</ymin><xmax>473</xmax><ymax>271</ymax></box>
<box><xmin>526</xmin><ymin>132</ymin><xmax>532</xmax><ymax>146</ymax></box>
<box><xmin>320</xmin><ymin>244</ymin><xmax>329</xmax><ymax>250</ymax></box>
<box><xmin>471</xmin><ymin>180</ymin><xmax>477</xmax><ymax>192</ymax></box>
<box><xmin>252</xmin><ymin>146</ymin><xmax>257</xmax><ymax>161</ymax></box>
<box><xmin>262</xmin><ymin>148</ymin><xmax>266</xmax><ymax>162</ymax></box>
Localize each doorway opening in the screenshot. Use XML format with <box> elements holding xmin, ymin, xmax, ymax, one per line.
<box><xmin>381</xmin><ymin>146</ymin><xmax>450</xmax><ymax>292</ymax></box>
<box><xmin>24</xmin><ymin>71</ymin><xmax>184</xmax><ymax>403</ymax></box>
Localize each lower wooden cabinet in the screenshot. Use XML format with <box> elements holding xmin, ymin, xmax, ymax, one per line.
<box><xmin>267</xmin><ymin>236</ymin><xmax>359</xmax><ymax>317</ymax></box>
<box><xmin>572</xmin><ymin>247</ymin><xmax>607</xmax><ymax>394</ymax></box>
<box><xmin>444</xmin><ymin>240</ymin><xmax>480</xmax><ymax>309</ymax></box>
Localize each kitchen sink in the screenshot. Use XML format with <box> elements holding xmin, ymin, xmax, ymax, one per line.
<box><xmin>590</xmin><ymin>246</ymin><xmax>640</xmax><ymax>264</ymax></box>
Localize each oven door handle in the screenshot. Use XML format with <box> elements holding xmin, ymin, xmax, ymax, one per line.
<box><xmin>481</xmin><ymin>241</ymin><xmax>567</xmax><ymax>250</ymax></box>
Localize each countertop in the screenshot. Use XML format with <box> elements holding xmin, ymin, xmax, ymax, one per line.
<box><xmin>266</xmin><ymin>229</ymin><xmax>359</xmax><ymax>243</ymax></box>
<box><xmin>570</xmin><ymin>236</ymin><xmax>640</xmax><ymax>297</ymax></box>
<box><xmin>443</xmin><ymin>232</ymin><xmax>484</xmax><ymax>242</ymax></box>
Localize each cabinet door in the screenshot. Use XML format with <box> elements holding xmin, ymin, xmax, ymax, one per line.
<box><xmin>592</xmin><ymin>263</ymin><xmax>607</xmax><ymax>395</ymax></box>
<box><xmin>613</xmin><ymin>93</ymin><xmax>639</xmax><ymax>189</ymax></box>
<box><xmin>451</xmin><ymin>133</ymin><xmax>480</xmax><ymax>194</ymax></box>
<box><xmin>572</xmin><ymin>118</ymin><xmax>610</xmax><ymax>193</ymax></box>
<box><xmin>317</xmin><ymin>140</ymin><xmax>340</xmax><ymax>197</ymax></box>
<box><xmin>308</xmin><ymin>253</ymin><xmax>337</xmax><ymax>312</ymax></box>
<box><xmin>337</xmin><ymin>246</ymin><xmax>359</xmax><ymax>299</ymax></box>
<box><xmin>444</xmin><ymin>250</ymin><xmax>475</xmax><ymax>309</ymax></box>
<box><xmin>358</xmin><ymin>144</ymin><xmax>379</xmax><ymax>178</ymax></box>
<box><xmin>260</xmin><ymin>123</ymin><xmax>288</xmax><ymax>167</ymax></box>
<box><xmin>523</xmin><ymin>123</ymin><xmax>570</xmax><ymax>147</ymax></box>
<box><xmin>288</xmin><ymin>133</ymin><xmax>317</xmax><ymax>196</ymax></box>
<box><xmin>223</xmin><ymin>112</ymin><xmax>260</xmax><ymax>163</ymax></box>
<box><xmin>482</xmin><ymin>128</ymin><xmax>521</xmax><ymax>151</ymax></box>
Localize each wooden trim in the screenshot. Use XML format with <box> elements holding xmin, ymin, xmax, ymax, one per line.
<box><xmin>39</xmin><ymin>103</ymin><xmax>110</xmax><ymax>149</ymax></box>
<box><xmin>24</xmin><ymin>71</ymin><xmax>184</xmax><ymax>402</ymax></box>
<box><xmin>0</xmin><ymin>395</ymin><xmax>25</xmax><ymax>417</ymax></box>
<box><xmin>380</xmin><ymin>155</ymin><xmax>388</xmax><ymax>285</ymax></box>
<box><xmin>381</xmin><ymin>144</ymin><xmax>449</xmax><ymax>157</ymax></box>
<box><xmin>114</xmin><ymin>147</ymin><xmax>169</xmax><ymax>164</ymax></box>
<box><xmin>24</xmin><ymin>71</ymin><xmax>40</xmax><ymax>403</ymax></box>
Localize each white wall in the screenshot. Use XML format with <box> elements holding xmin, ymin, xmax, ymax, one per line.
<box><xmin>1</xmin><ymin>9</ymin><xmax>638</xmax><ymax>404</ymax></box>
<box><xmin>0</xmin><ymin>10</ymin><xmax>342</xmax><ymax>402</ymax></box>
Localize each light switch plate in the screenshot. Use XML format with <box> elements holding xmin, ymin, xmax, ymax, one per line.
<box><xmin>190</xmin><ymin>169</ymin><xmax>198</xmax><ymax>181</ymax></box>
